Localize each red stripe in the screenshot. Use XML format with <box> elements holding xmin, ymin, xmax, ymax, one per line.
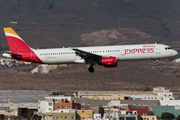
<box><xmin>6</xmin><ymin>36</ymin><xmax>30</xmax><ymax>52</ymax></box>
<box><xmin>6</xmin><ymin>36</ymin><xmax>43</xmax><ymax>64</ymax></box>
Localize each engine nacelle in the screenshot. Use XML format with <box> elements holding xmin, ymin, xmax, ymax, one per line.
<box><xmin>97</xmin><ymin>57</ymin><xmax>117</xmax><ymax>67</ymax></box>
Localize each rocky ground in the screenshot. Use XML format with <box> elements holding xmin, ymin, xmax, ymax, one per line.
<box><xmin>80</xmin><ymin>28</ymin><xmax>151</xmax><ymax>46</ymax></box>
<box><xmin>0</xmin><ymin>60</ymin><xmax>179</xmax><ymax>95</ymax></box>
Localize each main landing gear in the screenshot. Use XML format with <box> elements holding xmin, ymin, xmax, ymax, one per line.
<box><xmin>88</xmin><ymin>64</ymin><xmax>94</xmax><ymax>73</ymax></box>
<box><xmin>156</xmin><ymin>60</ymin><xmax>161</xmax><ymax>69</ymax></box>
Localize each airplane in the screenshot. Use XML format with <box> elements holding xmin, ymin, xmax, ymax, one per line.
<box><xmin>2</xmin><ymin>27</ymin><xmax>178</xmax><ymax>73</ymax></box>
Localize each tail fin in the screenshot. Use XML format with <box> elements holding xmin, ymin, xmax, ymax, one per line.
<box><xmin>3</xmin><ymin>27</ymin><xmax>31</xmax><ymax>53</ymax></box>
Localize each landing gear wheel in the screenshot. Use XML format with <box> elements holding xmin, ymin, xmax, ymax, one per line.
<box><xmin>156</xmin><ymin>60</ymin><xmax>161</xmax><ymax>69</ymax></box>
<box><xmin>88</xmin><ymin>65</ymin><xmax>94</xmax><ymax>73</ymax></box>
<box><xmin>157</xmin><ymin>65</ymin><xmax>161</xmax><ymax>69</ymax></box>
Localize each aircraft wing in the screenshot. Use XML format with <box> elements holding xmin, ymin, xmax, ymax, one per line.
<box><xmin>72</xmin><ymin>48</ymin><xmax>102</xmax><ymax>61</ymax></box>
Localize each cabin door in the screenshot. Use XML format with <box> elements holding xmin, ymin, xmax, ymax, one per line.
<box><xmin>155</xmin><ymin>45</ymin><xmax>160</xmax><ymax>54</ymax></box>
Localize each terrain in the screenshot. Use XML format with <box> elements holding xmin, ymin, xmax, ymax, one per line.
<box><xmin>0</xmin><ymin>60</ymin><xmax>179</xmax><ymax>95</ymax></box>
<box><xmin>0</xmin><ymin>0</ymin><xmax>179</xmax><ymax>94</ymax></box>
<box><xmin>0</xmin><ymin>0</ymin><xmax>180</xmax><ymax>48</ymax></box>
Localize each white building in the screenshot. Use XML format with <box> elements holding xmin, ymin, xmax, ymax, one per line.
<box><xmin>160</xmin><ymin>99</ymin><xmax>180</xmax><ymax>106</ymax></box>
<box><xmin>174</xmin><ymin>58</ymin><xmax>180</xmax><ymax>63</ymax></box>
<box><xmin>131</xmin><ymin>95</ymin><xmax>160</xmax><ymax>100</ymax></box>
<box><xmin>107</xmin><ymin>101</ymin><xmax>121</xmax><ymax>107</ymax></box>
<box><xmin>107</xmin><ymin>100</ymin><xmax>128</xmax><ymax>108</ymax></box>
<box><xmin>112</xmin><ymin>109</ymin><xmax>119</xmax><ymax>120</ymax></box>
<box><xmin>31</xmin><ymin>64</ymin><xmax>49</xmax><ymax>73</ymax></box>
<box><xmin>157</xmin><ymin>91</ymin><xmax>173</xmax><ymax>100</ymax></box>
<box><xmin>38</xmin><ymin>100</ymin><xmax>53</xmax><ymax>114</ymax></box>
<box><xmin>107</xmin><ymin>87</ymin><xmax>180</xmax><ymax>106</ymax></box>
<box><xmin>49</xmin><ymin>109</ymin><xmax>75</xmax><ymax>113</ymax></box>
<box><xmin>131</xmin><ymin>87</ymin><xmax>173</xmax><ymax>101</ymax></box>
<box><xmin>38</xmin><ymin>95</ymin><xmax>73</xmax><ymax>115</ymax></box>
<box><xmin>93</xmin><ymin>114</ymin><xmax>101</xmax><ymax>120</ymax></box>
<box><xmin>158</xmin><ymin>92</ymin><xmax>180</xmax><ymax>106</ymax></box>
<box><xmin>0</xmin><ymin>102</ymin><xmax>38</xmax><ymax>116</ymax></box>
<box><xmin>45</xmin><ymin>96</ymin><xmax>73</xmax><ymax>101</ymax></box>
<box><xmin>112</xmin><ymin>109</ymin><xmax>137</xmax><ymax>120</ymax></box>
<box><xmin>152</xmin><ymin>87</ymin><xmax>180</xmax><ymax>106</ymax></box>
<box><xmin>153</xmin><ymin>86</ymin><xmax>169</xmax><ymax>94</ymax></box>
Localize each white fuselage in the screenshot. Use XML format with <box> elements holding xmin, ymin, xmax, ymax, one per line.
<box><xmin>4</xmin><ymin>27</ymin><xmax>178</xmax><ymax>72</ymax></box>
<box><xmin>33</xmin><ymin>44</ymin><xmax>178</xmax><ymax>64</ymax></box>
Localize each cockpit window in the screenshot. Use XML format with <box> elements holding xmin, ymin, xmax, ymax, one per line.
<box><xmin>165</xmin><ymin>47</ymin><xmax>172</xmax><ymax>50</ymax></box>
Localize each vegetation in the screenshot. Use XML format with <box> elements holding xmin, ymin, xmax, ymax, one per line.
<box><xmin>177</xmin><ymin>115</ymin><xmax>180</xmax><ymax>120</ymax></box>
<box><xmin>148</xmin><ymin>111</ymin><xmax>154</xmax><ymax>115</ymax></box>
<box><xmin>23</xmin><ymin>113</ymin><xmax>29</xmax><ymax>119</ymax></box>
<box><xmin>144</xmin><ymin>87</ymin><xmax>151</xmax><ymax>91</ymax></box>
<box><xmin>28</xmin><ymin>111</ymin><xmax>34</xmax><ymax>120</ymax></box>
<box><xmin>34</xmin><ymin>115</ymin><xmax>42</xmax><ymax>120</ymax></box>
<box><xmin>0</xmin><ymin>114</ymin><xmax>4</xmax><ymax>120</ymax></box>
<box><xmin>161</xmin><ymin>112</ymin><xmax>175</xmax><ymax>120</ymax></box>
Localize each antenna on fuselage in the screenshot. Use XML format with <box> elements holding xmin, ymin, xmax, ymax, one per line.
<box><xmin>69</xmin><ymin>46</ymin><xmax>72</xmax><ymax>50</ymax></box>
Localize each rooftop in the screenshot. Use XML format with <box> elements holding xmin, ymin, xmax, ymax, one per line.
<box><xmin>0</xmin><ymin>90</ymin><xmax>52</xmax><ymax>103</ymax></box>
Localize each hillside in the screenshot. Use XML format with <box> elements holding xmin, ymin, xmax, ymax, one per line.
<box><xmin>80</xmin><ymin>28</ymin><xmax>151</xmax><ymax>46</ymax></box>
<box><xmin>0</xmin><ymin>0</ymin><xmax>180</xmax><ymax>48</ymax></box>
<box><xmin>0</xmin><ymin>61</ymin><xmax>179</xmax><ymax>95</ymax></box>
<box><xmin>0</xmin><ymin>0</ymin><xmax>179</xmax><ymax>93</ymax></box>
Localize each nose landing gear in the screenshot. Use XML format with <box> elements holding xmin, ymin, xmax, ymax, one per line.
<box><xmin>156</xmin><ymin>60</ymin><xmax>161</xmax><ymax>69</ymax></box>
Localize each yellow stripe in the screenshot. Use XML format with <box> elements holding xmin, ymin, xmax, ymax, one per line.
<box><xmin>3</xmin><ymin>27</ymin><xmax>20</xmax><ymax>37</ymax></box>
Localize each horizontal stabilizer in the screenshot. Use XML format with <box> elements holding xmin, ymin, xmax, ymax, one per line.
<box><xmin>2</xmin><ymin>52</ymin><xmax>22</xmax><ymax>59</ymax></box>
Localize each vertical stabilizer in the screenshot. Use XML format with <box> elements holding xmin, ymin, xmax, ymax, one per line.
<box><xmin>3</xmin><ymin>27</ymin><xmax>31</xmax><ymax>53</ymax></box>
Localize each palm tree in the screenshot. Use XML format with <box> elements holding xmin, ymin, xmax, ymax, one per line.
<box><xmin>34</xmin><ymin>115</ymin><xmax>42</xmax><ymax>120</ymax></box>
<box><xmin>0</xmin><ymin>114</ymin><xmax>4</xmax><ymax>120</ymax></box>
<box><xmin>176</xmin><ymin>115</ymin><xmax>180</xmax><ymax>120</ymax></box>
<box><xmin>28</xmin><ymin>111</ymin><xmax>34</xmax><ymax>120</ymax></box>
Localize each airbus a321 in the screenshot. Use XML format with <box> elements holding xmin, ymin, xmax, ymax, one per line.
<box><xmin>2</xmin><ymin>27</ymin><xmax>178</xmax><ymax>73</ymax></box>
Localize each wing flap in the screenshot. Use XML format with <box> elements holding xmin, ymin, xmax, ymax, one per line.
<box><xmin>72</xmin><ymin>48</ymin><xmax>101</xmax><ymax>57</ymax></box>
<box><xmin>72</xmin><ymin>48</ymin><xmax>102</xmax><ymax>61</ymax></box>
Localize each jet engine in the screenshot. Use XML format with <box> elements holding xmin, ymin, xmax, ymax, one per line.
<box><xmin>97</xmin><ymin>57</ymin><xmax>117</xmax><ymax>67</ymax></box>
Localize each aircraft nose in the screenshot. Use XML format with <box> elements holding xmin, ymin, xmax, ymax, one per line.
<box><xmin>173</xmin><ymin>50</ymin><xmax>178</xmax><ymax>56</ymax></box>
